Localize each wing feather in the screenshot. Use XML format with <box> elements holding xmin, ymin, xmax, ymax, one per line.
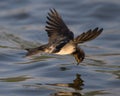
<box><xmin>74</xmin><ymin>27</ymin><xmax>103</xmax><ymax>43</ymax></box>
<box><xmin>45</xmin><ymin>9</ymin><xmax>74</xmax><ymax>42</ymax></box>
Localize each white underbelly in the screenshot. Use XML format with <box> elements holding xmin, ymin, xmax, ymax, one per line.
<box><xmin>55</xmin><ymin>44</ymin><xmax>75</xmax><ymax>55</ymax></box>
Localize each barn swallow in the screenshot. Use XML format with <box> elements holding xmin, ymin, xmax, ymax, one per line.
<box><xmin>26</xmin><ymin>9</ymin><xmax>103</xmax><ymax>64</ymax></box>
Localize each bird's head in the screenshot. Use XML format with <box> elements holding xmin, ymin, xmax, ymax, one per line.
<box><xmin>72</xmin><ymin>47</ymin><xmax>85</xmax><ymax>65</ymax></box>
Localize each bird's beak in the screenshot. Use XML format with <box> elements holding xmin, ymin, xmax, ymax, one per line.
<box><xmin>72</xmin><ymin>48</ymin><xmax>85</xmax><ymax>65</ymax></box>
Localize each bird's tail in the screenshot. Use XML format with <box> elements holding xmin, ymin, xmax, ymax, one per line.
<box><xmin>25</xmin><ymin>48</ymin><xmax>40</xmax><ymax>56</ymax></box>
<box><xmin>25</xmin><ymin>44</ymin><xmax>48</xmax><ymax>56</ymax></box>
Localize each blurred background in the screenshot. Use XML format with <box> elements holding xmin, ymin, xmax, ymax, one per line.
<box><xmin>0</xmin><ymin>0</ymin><xmax>120</xmax><ymax>96</ymax></box>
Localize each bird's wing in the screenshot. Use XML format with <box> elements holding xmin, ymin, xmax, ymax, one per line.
<box><xmin>45</xmin><ymin>9</ymin><xmax>74</xmax><ymax>44</ymax></box>
<box><xmin>74</xmin><ymin>27</ymin><xmax>103</xmax><ymax>44</ymax></box>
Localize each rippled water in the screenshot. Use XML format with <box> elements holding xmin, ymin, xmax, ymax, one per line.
<box><xmin>0</xmin><ymin>0</ymin><xmax>120</xmax><ymax>96</ymax></box>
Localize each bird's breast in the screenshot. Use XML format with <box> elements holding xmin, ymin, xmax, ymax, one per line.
<box><xmin>55</xmin><ymin>43</ymin><xmax>76</xmax><ymax>55</ymax></box>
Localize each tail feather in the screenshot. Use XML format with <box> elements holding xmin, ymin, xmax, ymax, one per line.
<box><xmin>25</xmin><ymin>48</ymin><xmax>40</xmax><ymax>56</ymax></box>
<box><xmin>25</xmin><ymin>44</ymin><xmax>48</xmax><ymax>56</ymax></box>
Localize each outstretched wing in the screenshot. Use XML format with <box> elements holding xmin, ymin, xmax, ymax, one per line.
<box><xmin>45</xmin><ymin>9</ymin><xmax>74</xmax><ymax>43</ymax></box>
<box><xmin>74</xmin><ymin>27</ymin><xmax>103</xmax><ymax>44</ymax></box>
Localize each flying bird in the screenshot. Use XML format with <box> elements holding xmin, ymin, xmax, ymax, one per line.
<box><xmin>26</xmin><ymin>9</ymin><xmax>103</xmax><ymax>64</ymax></box>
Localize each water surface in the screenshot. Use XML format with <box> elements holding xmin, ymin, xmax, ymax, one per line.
<box><xmin>0</xmin><ymin>0</ymin><xmax>120</xmax><ymax>96</ymax></box>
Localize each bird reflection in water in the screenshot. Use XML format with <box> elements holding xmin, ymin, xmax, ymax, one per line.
<box><xmin>49</xmin><ymin>74</ymin><xmax>84</xmax><ymax>96</ymax></box>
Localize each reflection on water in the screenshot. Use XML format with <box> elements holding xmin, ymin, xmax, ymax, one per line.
<box><xmin>51</xmin><ymin>92</ymin><xmax>82</xmax><ymax>96</ymax></box>
<box><xmin>50</xmin><ymin>74</ymin><xmax>83</xmax><ymax>96</ymax></box>
<box><xmin>25</xmin><ymin>74</ymin><xmax>84</xmax><ymax>96</ymax></box>
<box><xmin>49</xmin><ymin>74</ymin><xmax>84</xmax><ymax>90</ymax></box>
